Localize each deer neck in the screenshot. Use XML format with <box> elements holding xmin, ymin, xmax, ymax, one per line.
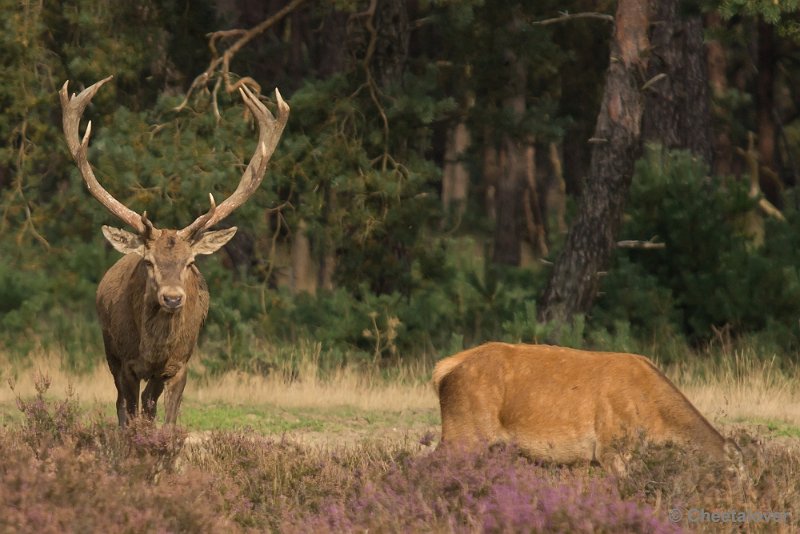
<box><xmin>138</xmin><ymin>275</ymin><xmax>203</xmax><ymax>366</ymax></box>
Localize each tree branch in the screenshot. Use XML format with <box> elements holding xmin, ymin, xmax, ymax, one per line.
<box><xmin>530</xmin><ymin>11</ymin><xmax>614</xmax><ymax>26</ymax></box>
<box><xmin>616</xmin><ymin>239</ymin><xmax>665</xmax><ymax>249</ymax></box>
<box><xmin>175</xmin><ymin>0</ymin><xmax>309</xmax><ymax>113</ymax></box>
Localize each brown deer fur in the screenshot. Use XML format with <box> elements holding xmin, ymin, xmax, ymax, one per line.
<box><xmin>60</xmin><ymin>77</ymin><xmax>289</xmax><ymax>426</ymax></box>
<box><xmin>97</xmin><ymin>229</ymin><xmax>228</xmax><ymax>426</ymax></box>
<box><xmin>434</xmin><ymin>342</ymin><xmax>740</xmax><ymax>468</ymax></box>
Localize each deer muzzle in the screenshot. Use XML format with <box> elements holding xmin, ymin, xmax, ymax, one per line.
<box><xmin>158</xmin><ymin>287</ymin><xmax>186</xmax><ymax>311</ymax></box>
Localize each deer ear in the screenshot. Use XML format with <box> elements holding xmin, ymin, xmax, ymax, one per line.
<box><xmin>192</xmin><ymin>227</ymin><xmax>237</xmax><ymax>255</ymax></box>
<box><xmin>102</xmin><ymin>225</ymin><xmax>146</xmax><ymax>256</ymax></box>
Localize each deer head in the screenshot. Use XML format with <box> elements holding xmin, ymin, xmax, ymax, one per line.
<box><xmin>59</xmin><ymin>76</ymin><xmax>289</xmax><ymax>312</ymax></box>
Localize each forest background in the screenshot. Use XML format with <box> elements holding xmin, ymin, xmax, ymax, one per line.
<box><xmin>2</xmin><ymin>0</ymin><xmax>800</xmax><ymax>375</ymax></box>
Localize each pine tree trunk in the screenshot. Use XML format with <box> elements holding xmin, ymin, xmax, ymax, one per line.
<box><xmin>756</xmin><ymin>18</ymin><xmax>781</xmax><ymax>206</ymax></box>
<box><xmin>373</xmin><ymin>0</ymin><xmax>409</xmax><ymax>87</ymax></box>
<box><xmin>641</xmin><ymin>0</ymin><xmax>712</xmax><ymax>164</ymax></box>
<box><xmin>706</xmin><ymin>12</ymin><xmax>733</xmax><ymax>177</ymax></box>
<box><xmin>492</xmin><ymin>42</ymin><xmax>527</xmax><ymax>266</ymax></box>
<box><xmin>442</xmin><ymin>121</ymin><xmax>471</xmax><ymax>218</ymax></box>
<box><xmin>493</xmin><ymin>115</ymin><xmax>526</xmax><ymax>265</ymax></box>
<box><xmin>538</xmin><ymin>0</ymin><xmax>650</xmax><ymax>325</ymax></box>
<box><xmin>291</xmin><ymin>219</ymin><xmax>313</xmax><ymax>294</ymax></box>
<box><xmin>547</xmin><ymin>142</ymin><xmax>568</xmax><ymax>235</ymax></box>
<box><xmin>483</xmin><ymin>141</ymin><xmax>499</xmax><ymax>222</ymax></box>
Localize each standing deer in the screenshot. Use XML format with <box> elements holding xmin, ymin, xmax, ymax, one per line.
<box><xmin>434</xmin><ymin>342</ymin><xmax>742</xmax><ymax>472</ymax></box>
<box><xmin>60</xmin><ymin>76</ymin><xmax>289</xmax><ymax>426</ymax></box>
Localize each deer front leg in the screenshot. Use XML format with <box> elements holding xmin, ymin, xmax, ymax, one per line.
<box><xmin>118</xmin><ymin>363</ymin><xmax>141</xmax><ymax>427</ymax></box>
<box><xmin>141</xmin><ymin>378</ymin><xmax>165</xmax><ymax>421</ymax></box>
<box><xmin>163</xmin><ymin>365</ymin><xmax>188</xmax><ymax>426</ymax></box>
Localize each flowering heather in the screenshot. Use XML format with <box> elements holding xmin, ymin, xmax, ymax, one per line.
<box><xmin>2</xmin><ymin>378</ymin><xmax>798</xmax><ymax>533</ymax></box>
<box><xmin>284</xmin><ymin>444</ymin><xmax>682</xmax><ymax>533</ymax></box>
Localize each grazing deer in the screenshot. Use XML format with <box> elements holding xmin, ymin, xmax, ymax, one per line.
<box><xmin>434</xmin><ymin>342</ymin><xmax>742</xmax><ymax>471</ymax></box>
<box><xmin>60</xmin><ymin>76</ymin><xmax>289</xmax><ymax>426</ymax></box>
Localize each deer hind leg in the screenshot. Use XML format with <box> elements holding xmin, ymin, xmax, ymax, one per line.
<box><xmin>141</xmin><ymin>378</ymin><xmax>165</xmax><ymax>421</ymax></box>
<box><xmin>163</xmin><ymin>365</ymin><xmax>188</xmax><ymax>426</ymax></box>
<box><xmin>110</xmin><ymin>372</ymin><xmax>128</xmax><ymax>427</ymax></box>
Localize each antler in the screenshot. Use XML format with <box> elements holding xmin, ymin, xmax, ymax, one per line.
<box><xmin>179</xmin><ymin>84</ymin><xmax>290</xmax><ymax>239</ymax></box>
<box><xmin>60</xmin><ymin>76</ymin><xmax>146</xmax><ymax>234</ymax></box>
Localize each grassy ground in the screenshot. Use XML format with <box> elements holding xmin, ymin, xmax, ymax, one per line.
<box><xmin>2</xmin><ymin>346</ymin><xmax>799</xmax><ymax>443</ymax></box>
<box><xmin>0</xmin><ymin>349</ymin><xmax>800</xmax><ymax>440</ymax></box>
<box><xmin>2</xmin><ymin>345</ymin><xmax>800</xmax><ymax>532</ymax></box>
<box><xmin>0</xmin><ymin>350</ymin><xmax>441</xmax><ymax>449</ymax></box>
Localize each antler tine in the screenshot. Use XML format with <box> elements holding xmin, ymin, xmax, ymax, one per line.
<box><xmin>60</xmin><ymin>76</ymin><xmax>146</xmax><ymax>234</ymax></box>
<box><xmin>179</xmin><ymin>85</ymin><xmax>290</xmax><ymax>239</ymax></box>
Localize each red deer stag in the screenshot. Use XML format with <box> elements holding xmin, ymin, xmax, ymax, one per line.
<box><xmin>434</xmin><ymin>342</ymin><xmax>742</xmax><ymax>471</ymax></box>
<box><xmin>60</xmin><ymin>76</ymin><xmax>288</xmax><ymax>426</ymax></box>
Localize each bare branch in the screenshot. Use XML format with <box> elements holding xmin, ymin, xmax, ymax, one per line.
<box><xmin>616</xmin><ymin>239</ymin><xmax>666</xmax><ymax>250</ymax></box>
<box><xmin>175</xmin><ymin>0</ymin><xmax>308</xmax><ymax>112</ymax></box>
<box><xmin>530</xmin><ymin>11</ymin><xmax>614</xmax><ymax>26</ymax></box>
<box><xmin>736</xmin><ymin>131</ymin><xmax>786</xmax><ymax>221</ymax></box>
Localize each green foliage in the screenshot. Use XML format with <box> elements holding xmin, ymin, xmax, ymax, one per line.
<box><xmin>594</xmin><ymin>147</ymin><xmax>800</xmax><ymax>355</ymax></box>
<box><xmin>2</xmin><ymin>0</ymin><xmax>800</xmax><ymax>374</ymax></box>
<box><xmin>718</xmin><ymin>0</ymin><xmax>800</xmax><ymax>38</ymax></box>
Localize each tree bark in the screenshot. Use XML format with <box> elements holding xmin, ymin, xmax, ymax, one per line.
<box><xmin>523</xmin><ymin>141</ymin><xmax>548</xmax><ymax>257</ymax></box>
<box><xmin>290</xmin><ymin>219</ymin><xmax>313</xmax><ymax>293</ymax></box>
<box><xmin>492</xmin><ymin>42</ymin><xmax>527</xmax><ymax>266</ymax></box>
<box><xmin>373</xmin><ymin>0</ymin><xmax>409</xmax><ymax>87</ymax></box>
<box><xmin>442</xmin><ymin>121</ymin><xmax>471</xmax><ymax>218</ymax></box>
<box><xmin>641</xmin><ymin>0</ymin><xmax>712</xmax><ymax>164</ymax></box>
<box><xmin>483</xmin><ymin>140</ymin><xmax>499</xmax><ymax>223</ymax></box>
<box><xmin>538</xmin><ymin>0</ymin><xmax>649</xmax><ymax>325</ymax></box>
<box><xmin>756</xmin><ymin>18</ymin><xmax>782</xmax><ymax>206</ymax></box>
<box><xmin>547</xmin><ymin>142</ymin><xmax>568</xmax><ymax>235</ymax></box>
<box><xmin>706</xmin><ymin>11</ymin><xmax>733</xmax><ymax>177</ymax></box>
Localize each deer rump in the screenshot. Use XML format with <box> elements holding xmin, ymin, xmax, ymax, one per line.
<box><xmin>433</xmin><ymin>342</ymin><xmax>733</xmax><ymax>466</ymax></box>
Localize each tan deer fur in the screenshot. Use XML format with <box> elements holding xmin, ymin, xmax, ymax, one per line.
<box><xmin>434</xmin><ymin>342</ymin><xmax>741</xmax><ymax>469</ymax></box>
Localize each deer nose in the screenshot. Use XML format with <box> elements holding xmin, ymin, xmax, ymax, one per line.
<box><xmin>162</xmin><ymin>294</ymin><xmax>183</xmax><ymax>309</ymax></box>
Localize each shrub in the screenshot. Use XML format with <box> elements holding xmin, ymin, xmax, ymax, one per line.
<box><xmin>595</xmin><ymin>146</ymin><xmax>800</xmax><ymax>356</ymax></box>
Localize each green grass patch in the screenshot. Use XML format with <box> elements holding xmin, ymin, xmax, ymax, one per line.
<box><xmin>732</xmin><ymin>416</ymin><xmax>800</xmax><ymax>438</ymax></box>
<box><xmin>0</xmin><ymin>397</ymin><xmax>439</xmax><ymax>439</ymax></box>
<box><xmin>178</xmin><ymin>402</ymin><xmax>326</xmax><ymax>433</ymax></box>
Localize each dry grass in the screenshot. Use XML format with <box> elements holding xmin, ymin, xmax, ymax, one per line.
<box><xmin>0</xmin><ymin>344</ymin><xmax>438</xmax><ymax>413</ymax></box>
<box><xmin>2</xmin><ymin>345</ymin><xmax>799</xmax><ymax>436</ymax></box>
<box><xmin>664</xmin><ymin>351</ymin><xmax>800</xmax><ymax>430</ymax></box>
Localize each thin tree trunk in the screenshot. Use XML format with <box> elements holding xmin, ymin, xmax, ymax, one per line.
<box><xmin>538</xmin><ymin>0</ymin><xmax>650</xmax><ymax>325</ymax></box>
<box><xmin>374</xmin><ymin>0</ymin><xmax>409</xmax><ymax>87</ymax></box>
<box><xmin>756</xmin><ymin>18</ymin><xmax>782</xmax><ymax>206</ymax></box>
<box><xmin>493</xmin><ymin>127</ymin><xmax>526</xmax><ymax>265</ymax></box>
<box><xmin>641</xmin><ymin>0</ymin><xmax>712</xmax><ymax>164</ymax></box>
<box><xmin>317</xmin><ymin>184</ymin><xmax>336</xmax><ymax>291</ymax></box>
<box><xmin>493</xmin><ymin>40</ymin><xmax>527</xmax><ymax>266</ymax></box>
<box><xmin>706</xmin><ymin>11</ymin><xmax>733</xmax><ymax>177</ymax></box>
<box><xmin>483</xmin><ymin>141</ymin><xmax>499</xmax><ymax>222</ymax></box>
<box><xmin>291</xmin><ymin>219</ymin><xmax>313</xmax><ymax>294</ymax></box>
<box><xmin>547</xmin><ymin>142</ymin><xmax>568</xmax><ymax>235</ymax></box>
<box><xmin>523</xmin><ymin>141</ymin><xmax>548</xmax><ymax>257</ymax></box>
<box><xmin>442</xmin><ymin>121</ymin><xmax>471</xmax><ymax>218</ymax></box>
